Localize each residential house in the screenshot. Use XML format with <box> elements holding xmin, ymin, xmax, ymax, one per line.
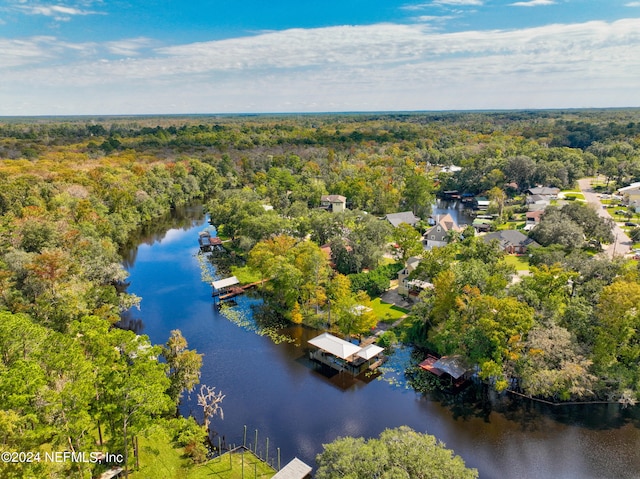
<box><xmin>618</xmin><ymin>182</ymin><xmax>640</xmax><ymax>213</ymax></box>
<box><xmin>385</xmin><ymin>211</ymin><xmax>420</xmax><ymax>228</ymax></box>
<box><xmin>423</xmin><ymin>213</ymin><xmax>462</xmax><ymax>249</ymax></box>
<box><xmin>524</xmin><ymin>210</ymin><xmax>544</xmax><ymax>231</ymax></box>
<box><xmin>482</xmin><ymin>230</ymin><xmax>540</xmax><ymax>254</ymax></box>
<box><xmin>320</xmin><ymin>194</ymin><xmax>347</xmax><ymax>213</ymax></box>
<box><xmin>526</xmin><ymin>187</ymin><xmax>560</xmax><ymax>197</ymax></box>
<box><xmin>397</xmin><ymin>256</ymin><xmax>421</xmax><ymax>296</ymax></box>
<box><xmin>526</xmin><ymin>194</ymin><xmax>551</xmax><ymax>206</ymax></box>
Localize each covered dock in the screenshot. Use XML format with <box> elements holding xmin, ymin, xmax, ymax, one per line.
<box><xmin>419</xmin><ymin>354</ymin><xmax>470</xmax><ymax>388</ymax></box>
<box><xmin>308</xmin><ymin>332</ymin><xmax>385</xmax><ymax>375</ymax></box>
<box><xmin>212</xmin><ymin>277</ymin><xmax>264</xmax><ymax>302</ymax></box>
<box><xmin>199</xmin><ymin>231</ymin><xmax>224</xmax><ymax>252</ymax></box>
<box><xmin>212</xmin><ymin>276</ymin><xmax>240</xmax><ymax>295</ymax></box>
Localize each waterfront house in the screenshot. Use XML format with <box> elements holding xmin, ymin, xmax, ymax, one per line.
<box><xmin>423</xmin><ymin>213</ymin><xmax>462</xmax><ymax>249</ymax></box>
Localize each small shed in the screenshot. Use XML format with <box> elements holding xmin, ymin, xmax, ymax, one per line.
<box><xmin>272</xmin><ymin>457</ymin><xmax>313</xmax><ymax>479</ymax></box>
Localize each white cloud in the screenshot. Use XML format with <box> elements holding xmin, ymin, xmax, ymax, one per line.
<box><xmin>432</xmin><ymin>0</ymin><xmax>483</xmax><ymax>5</ymax></box>
<box><xmin>6</xmin><ymin>1</ymin><xmax>103</xmax><ymax>20</ymax></box>
<box><xmin>105</xmin><ymin>38</ymin><xmax>155</xmax><ymax>57</ymax></box>
<box><xmin>510</xmin><ymin>0</ymin><xmax>556</xmax><ymax>6</ymax></box>
<box><xmin>625</xmin><ymin>1</ymin><xmax>640</xmax><ymax>6</ymax></box>
<box><xmin>401</xmin><ymin>3</ymin><xmax>433</xmax><ymax>10</ymax></box>
<box><xmin>0</xmin><ymin>36</ymin><xmax>97</xmax><ymax>68</ymax></box>
<box><xmin>414</xmin><ymin>15</ymin><xmax>455</xmax><ymax>22</ymax></box>
<box><xmin>402</xmin><ymin>0</ymin><xmax>482</xmax><ymax>8</ymax></box>
<box><xmin>2</xmin><ymin>18</ymin><xmax>640</xmax><ymax>114</ymax></box>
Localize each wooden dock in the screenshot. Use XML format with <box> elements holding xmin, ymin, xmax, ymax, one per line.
<box><xmin>217</xmin><ymin>280</ymin><xmax>263</xmax><ymax>301</ymax></box>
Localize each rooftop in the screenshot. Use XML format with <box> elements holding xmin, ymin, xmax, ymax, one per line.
<box><xmin>483</xmin><ymin>230</ymin><xmax>540</xmax><ymax>249</ymax></box>
<box><xmin>272</xmin><ymin>457</ymin><xmax>313</xmax><ymax>479</ymax></box>
<box><xmin>386</xmin><ymin>211</ymin><xmax>420</xmax><ymax>228</ymax></box>
<box><xmin>308</xmin><ymin>332</ymin><xmax>361</xmax><ymax>360</ymax></box>
<box><xmin>211</xmin><ymin>276</ymin><xmax>240</xmax><ymax>290</ymax></box>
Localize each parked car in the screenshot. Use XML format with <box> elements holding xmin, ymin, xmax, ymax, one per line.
<box><xmin>625</xmin><ymin>222</ymin><xmax>638</xmax><ymax>227</ymax></box>
<box><xmin>615</xmin><ymin>210</ymin><xmax>627</xmax><ymax>215</ymax></box>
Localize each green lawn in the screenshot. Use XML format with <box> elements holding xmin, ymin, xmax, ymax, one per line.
<box><xmin>560</xmin><ymin>191</ymin><xmax>586</xmax><ymax>201</ymax></box>
<box><xmin>371</xmin><ymin>297</ymin><xmax>408</xmax><ymax>323</ymax></box>
<box><xmin>230</xmin><ymin>265</ymin><xmax>262</xmax><ymax>284</ymax></box>
<box><xmin>133</xmin><ymin>427</ymin><xmax>275</xmax><ymax>479</ymax></box>
<box><xmin>496</xmin><ymin>221</ymin><xmax>525</xmax><ymax>231</ymax></box>
<box><xmin>504</xmin><ymin>254</ymin><xmax>530</xmax><ymax>272</ymax></box>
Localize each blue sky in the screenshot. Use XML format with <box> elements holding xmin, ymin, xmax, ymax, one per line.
<box><xmin>1</xmin><ymin>0</ymin><xmax>640</xmax><ymax>115</ymax></box>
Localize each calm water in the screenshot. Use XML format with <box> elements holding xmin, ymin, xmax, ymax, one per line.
<box><xmin>122</xmin><ymin>205</ymin><xmax>640</xmax><ymax>479</ymax></box>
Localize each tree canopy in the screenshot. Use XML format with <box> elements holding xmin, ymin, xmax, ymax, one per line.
<box><xmin>315</xmin><ymin>426</ymin><xmax>478</xmax><ymax>479</ymax></box>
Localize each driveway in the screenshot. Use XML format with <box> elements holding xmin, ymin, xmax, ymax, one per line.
<box><xmin>577</xmin><ymin>178</ymin><xmax>632</xmax><ymax>258</ymax></box>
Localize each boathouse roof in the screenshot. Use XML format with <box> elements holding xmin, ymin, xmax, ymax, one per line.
<box><xmin>419</xmin><ymin>355</ymin><xmax>469</xmax><ymax>379</ymax></box>
<box><xmin>272</xmin><ymin>457</ymin><xmax>313</xmax><ymax>479</ymax></box>
<box><xmin>433</xmin><ymin>356</ymin><xmax>468</xmax><ymax>379</ymax></box>
<box><xmin>211</xmin><ymin>276</ymin><xmax>240</xmax><ymax>290</ymax></box>
<box><xmin>308</xmin><ymin>332</ymin><xmax>361</xmax><ymax>360</ymax></box>
<box><xmin>356</xmin><ymin>344</ymin><xmax>384</xmax><ymax>360</ymax></box>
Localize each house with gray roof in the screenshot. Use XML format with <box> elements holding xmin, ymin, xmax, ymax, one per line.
<box><xmin>385</xmin><ymin>211</ymin><xmax>420</xmax><ymax>228</ymax></box>
<box><xmin>482</xmin><ymin>230</ymin><xmax>540</xmax><ymax>254</ymax></box>
<box><xmin>527</xmin><ymin>187</ymin><xmax>560</xmax><ymax>197</ymax></box>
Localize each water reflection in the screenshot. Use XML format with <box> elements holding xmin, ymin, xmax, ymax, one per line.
<box><xmin>120</xmin><ymin>202</ymin><xmax>205</xmax><ymax>268</ymax></box>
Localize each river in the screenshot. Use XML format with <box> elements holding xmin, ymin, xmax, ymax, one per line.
<box><xmin>121</xmin><ymin>204</ymin><xmax>640</xmax><ymax>479</ymax></box>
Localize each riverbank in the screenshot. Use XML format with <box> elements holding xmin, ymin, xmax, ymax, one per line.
<box><xmin>122</xmin><ymin>211</ymin><xmax>640</xmax><ymax>479</ymax></box>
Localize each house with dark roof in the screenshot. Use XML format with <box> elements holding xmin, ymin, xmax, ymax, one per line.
<box><xmin>482</xmin><ymin>229</ymin><xmax>540</xmax><ymax>254</ymax></box>
<box><xmin>423</xmin><ymin>213</ymin><xmax>462</xmax><ymax>249</ymax></box>
<box><xmin>527</xmin><ymin>187</ymin><xmax>560</xmax><ymax>197</ymax></box>
<box><xmin>385</xmin><ymin>211</ymin><xmax>420</xmax><ymax>228</ymax></box>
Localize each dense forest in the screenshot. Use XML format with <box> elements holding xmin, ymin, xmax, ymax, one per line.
<box><xmin>1</xmin><ymin>110</ymin><xmax>640</xmax><ymax>477</ymax></box>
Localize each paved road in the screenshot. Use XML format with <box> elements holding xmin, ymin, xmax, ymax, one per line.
<box><xmin>577</xmin><ymin>178</ymin><xmax>632</xmax><ymax>258</ymax></box>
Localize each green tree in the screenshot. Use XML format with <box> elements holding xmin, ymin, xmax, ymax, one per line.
<box><xmin>518</xmin><ymin>324</ymin><xmax>596</xmax><ymax>400</ymax></box>
<box><xmin>593</xmin><ymin>277</ymin><xmax>640</xmax><ymax>403</ymax></box>
<box><xmin>402</xmin><ymin>174</ymin><xmax>434</xmax><ymax>218</ymax></box>
<box><xmin>163</xmin><ymin>330</ymin><xmax>203</xmax><ymax>406</ymax></box>
<box><xmin>392</xmin><ymin>222</ymin><xmax>423</xmax><ymax>264</ymax></box>
<box><xmin>315</xmin><ymin>426</ymin><xmax>478</xmax><ymax>479</ymax></box>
